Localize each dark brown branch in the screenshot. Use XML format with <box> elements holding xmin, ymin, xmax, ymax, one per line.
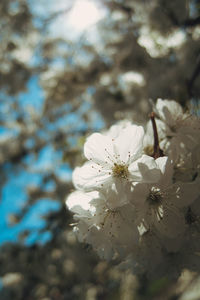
<box><xmin>187</xmin><ymin>55</ymin><xmax>200</xmax><ymax>97</ymax></box>
<box><xmin>150</xmin><ymin>112</ymin><xmax>164</xmax><ymax>159</ymax></box>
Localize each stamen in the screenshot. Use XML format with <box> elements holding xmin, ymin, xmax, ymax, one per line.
<box><xmin>112</xmin><ymin>163</ymin><xmax>128</xmax><ymax>179</ymax></box>
<box><xmin>104</xmin><ymin>148</ymin><xmax>116</xmax><ymax>164</ymax></box>
<box><xmin>147</xmin><ymin>187</ymin><xmax>163</xmax><ymax>207</ymax></box>
<box><xmin>91</xmin><ymin>164</ymin><xmax>103</xmax><ymax>172</ymax></box>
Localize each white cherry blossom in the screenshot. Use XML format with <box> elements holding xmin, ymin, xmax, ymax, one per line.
<box><xmin>154</xmin><ymin>98</ymin><xmax>200</xmax><ymax>161</ymax></box>
<box><xmin>73</xmin><ymin>124</ymin><xmax>168</xmax><ymax>191</ymax></box>
<box><xmin>66</xmin><ymin>188</ymin><xmax>139</xmax><ymax>260</ymax></box>
<box><xmin>131</xmin><ymin>159</ymin><xmax>200</xmax><ymax>239</ymax></box>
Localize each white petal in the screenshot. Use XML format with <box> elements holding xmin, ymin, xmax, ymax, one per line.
<box><xmin>114</xmin><ymin>125</ymin><xmax>144</xmax><ymax>164</ymax></box>
<box><xmin>72</xmin><ymin>161</ymin><xmax>112</xmax><ymax>191</ymax></box>
<box><xmin>128</xmin><ymin>155</ymin><xmax>162</xmax><ymax>183</ymax></box>
<box><xmin>155</xmin><ymin>156</ymin><xmax>168</xmax><ymax>174</ymax></box>
<box><xmin>66</xmin><ymin>190</ymin><xmax>99</xmax><ymax>216</ymax></box>
<box><xmin>73</xmin><ymin>220</ymin><xmax>89</xmax><ymax>243</ymax></box>
<box><xmin>154</xmin><ymin>206</ymin><xmax>185</xmax><ymax>238</ymax></box>
<box><xmin>105</xmin><ymin>181</ymin><xmax>132</xmax><ymax>209</ymax></box>
<box><xmin>130</xmin><ymin>183</ymin><xmax>149</xmax><ymax>207</ymax></box>
<box><xmin>67</xmin><ymin>191</ymin><xmax>89</xmax><ymax>211</ymax></box>
<box><xmin>87</xmin><ymin>227</ymin><xmax>114</xmax><ymax>260</ymax></box>
<box><xmin>159</xmin><ymin>233</ymin><xmax>184</xmax><ymax>252</ymax></box>
<box><xmin>106</xmin><ymin>120</ymin><xmax>132</xmax><ymax>139</ymax></box>
<box><xmin>170</xmin><ymin>180</ymin><xmax>200</xmax><ymax>208</ymax></box>
<box><xmin>84</xmin><ymin>133</ymin><xmax>115</xmax><ymax>165</ymax></box>
<box><xmin>156</xmin><ymin>99</ymin><xmax>183</xmax><ymax>125</ymax></box>
<box><xmin>156</xmin><ymin>156</ymin><xmax>173</xmax><ymax>188</ymax></box>
<box><xmin>138</xmin><ymin>232</ymin><xmax>163</xmax><ymax>267</ymax></box>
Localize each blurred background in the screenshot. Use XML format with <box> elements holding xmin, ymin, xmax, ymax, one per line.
<box><xmin>0</xmin><ymin>0</ymin><xmax>200</xmax><ymax>299</ymax></box>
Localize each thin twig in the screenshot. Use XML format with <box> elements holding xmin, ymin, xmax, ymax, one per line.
<box><xmin>150</xmin><ymin>112</ymin><xmax>164</xmax><ymax>159</ymax></box>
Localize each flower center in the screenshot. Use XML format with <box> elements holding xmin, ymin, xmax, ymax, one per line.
<box><xmin>112</xmin><ymin>163</ymin><xmax>128</xmax><ymax>179</ymax></box>
<box><xmin>147</xmin><ymin>187</ymin><xmax>163</xmax><ymax>207</ymax></box>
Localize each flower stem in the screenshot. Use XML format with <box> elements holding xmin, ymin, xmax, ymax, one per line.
<box><xmin>150</xmin><ymin>112</ymin><xmax>164</xmax><ymax>159</ymax></box>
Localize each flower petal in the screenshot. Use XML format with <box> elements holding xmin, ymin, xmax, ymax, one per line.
<box><xmin>72</xmin><ymin>161</ymin><xmax>112</xmax><ymax>191</ymax></box>
<box><xmin>170</xmin><ymin>180</ymin><xmax>200</xmax><ymax>208</ymax></box>
<box><xmin>114</xmin><ymin>125</ymin><xmax>144</xmax><ymax>164</ymax></box>
<box><xmin>155</xmin><ymin>156</ymin><xmax>173</xmax><ymax>188</ymax></box>
<box><xmin>156</xmin><ymin>98</ymin><xmax>183</xmax><ymax>125</ymax></box>
<box><xmin>66</xmin><ymin>190</ymin><xmax>99</xmax><ymax>217</ymax></box>
<box><xmin>105</xmin><ymin>181</ymin><xmax>133</xmax><ymax>209</ymax></box>
<box><xmin>130</xmin><ymin>183</ymin><xmax>149</xmax><ymax>209</ymax></box>
<box><xmin>84</xmin><ymin>133</ymin><xmax>115</xmax><ymax>165</ymax></box>
<box><xmin>153</xmin><ymin>206</ymin><xmax>185</xmax><ymax>238</ymax></box>
<box><xmin>128</xmin><ymin>155</ymin><xmax>162</xmax><ymax>183</ymax></box>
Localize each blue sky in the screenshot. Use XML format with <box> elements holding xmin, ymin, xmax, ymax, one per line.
<box><xmin>0</xmin><ymin>75</ymin><xmax>67</xmax><ymax>246</ymax></box>
<box><xmin>0</xmin><ymin>72</ymin><xmax>104</xmax><ymax>248</ymax></box>
<box><xmin>0</xmin><ymin>163</ymin><xmax>61</xmax><ymax>246</ymax></box>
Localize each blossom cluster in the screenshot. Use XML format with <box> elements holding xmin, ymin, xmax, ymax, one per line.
<box><xmin>66</xmin><ymin>99</ymin><xmax>200</xmax><ymax>273</ymax></box>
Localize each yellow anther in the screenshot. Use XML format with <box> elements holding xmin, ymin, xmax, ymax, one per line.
<box><xmin>112</xmin><ymin>163</ymin><xmax>128</xmax><ymax>179</ymax></box>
